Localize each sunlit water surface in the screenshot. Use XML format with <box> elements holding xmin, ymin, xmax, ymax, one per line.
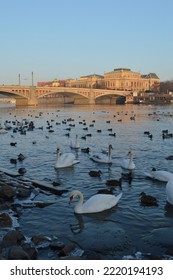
<box><xmin>1</xmin><ymin>103</ymin><xmax>173</xmax><ymax>259</ymax></box>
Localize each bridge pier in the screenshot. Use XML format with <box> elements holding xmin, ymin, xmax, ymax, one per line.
<box><xmin>88</xmin><ymin>90</ymin><xmax>95</xmax><ymax>104</ymax></box>
<box><xmin>27</xmin><ymin>86</ymin><xmax>38</xmax><ymax>106</ymax></box>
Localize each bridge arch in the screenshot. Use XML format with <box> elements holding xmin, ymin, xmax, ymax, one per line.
<box><xmin>36</xmin><ymin>87</ymin><xmax>90</xmax><ymax>100</ymax></box>
<box><xmin>0</xmin><ymin>87</ymin><xmax>29</xmax><ymax>99</ymax></box>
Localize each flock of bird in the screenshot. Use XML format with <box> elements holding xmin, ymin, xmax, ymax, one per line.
<box><xmin>54</xmin><ymin>134</ymin><xmax>137</xmax><ymax>213</ymax></box>
<box><xmin>53</xmin><ymin>132</ymin><xmax>173</xmax><ymax>214</ymax></box>
<box><xmin>1</xmin><ymin>109</ymin><xmax>173</xmax><ymax>215</ymax></box>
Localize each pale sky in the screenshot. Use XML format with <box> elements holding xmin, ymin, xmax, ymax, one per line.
<box><xmin>0</xmin><ymin>0</ymin><xmax>173</xmax><ymax>85</ymax></box>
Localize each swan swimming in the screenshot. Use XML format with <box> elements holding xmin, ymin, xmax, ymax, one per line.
<box><xmin>70</xmin><ymin>134</ymin><xmax>80</xmax><ymax>149</ymax></box>
<box><xmin>166</xmin><ymin>178</ymin><xmax>173</xmax><ymax>205</ymax></box>
<box><xmin>90</xmin><ymin>144</ymin><xmax>113</xmax><ymax>163</ymax></box>
<box><xmin>121</xmin><ymin>150</ymin><xmax>135</xmax><ymax>170</ymax></box>
<box><xmin>69</xmin><ymin>190</ymin><xmax>122</xmax><ymax>213</ymax></box>
<box><xmin>144</xmin><ymin>168</ymin><xmax>173</xmax><ymax>182</ymax></box>
<box><xmin>55</xmin><ymin>148</ymin><xmax>79</xmax><ymax>168</ymax></box>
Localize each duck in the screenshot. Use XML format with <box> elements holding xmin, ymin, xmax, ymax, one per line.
<box><xmin>18</xmin><ymin>167</ymin><xmax>27</xmax><ymax>175</ymax></box>
<box><xmin>10</xmin><ymin>142</ymin><xmax>17</xmax><ymax>147</ymax></box>
<box><xmin>144</xmin><ymin>168</ymin><xmax>173</xmax><ymax>182</ymax></box>
<box><xmin>55</xmin><ymin>148</ymin><xmax>80</xmax><ymax>168</ymax></box>
<box><xmin>69</xmin><ymin>190</ymin><xmax>122</xmax><ymax>214</ymax></box>
<box><xmin>140</xmin><ymin>192</ymin><xmax>158</xmax><ymax>206</ymax></box>
<box><xmin>81</xmin><ymin>147</ymin><xmax>90</xmax><ymax>153</ymax></box>
<box><xmin>97</xmin><ymin>188</ymin><xmax>114</xmax><ymax>195</ymax></box>
<box><xmin>166</xmin><ymin>178</ymin><xmax>173</xmax><ymax>205</ymax></box>
<box><xmin>70</xmin><ymin>134</ymin><xmax>80</xmax><ymax>149</ymax></box>
<box><xmin>90</xmin><ymin>144</ymin><xmax>113</xmax><ymax>163</ymax></box>
<box><xmin>121</xmin><ymin>150</ymin><xmax>135</xmax><ymax>170</ymax></box>
<box><xmin>106</xmin><ymin>178</ymin><xmax>122</xmax><ymax>187</ymax></box>
<box><xmin>89</xmin><ymin>170</ymin><xmax>102</xmax><ymax>177</ymax></box>
<box><xmin>165</xmin><ymin>155</ymin><xmax>173</xmax><ymax>160</ymax></box>
<box><xmin>10</xmin><ymin>158</ymin><xmax>17</xmax><ymax>164</ymax></box>
<box><xmin>18</xmin><ymin>153</ymin><xmax>25</xmax><ymax>161</ymax></box>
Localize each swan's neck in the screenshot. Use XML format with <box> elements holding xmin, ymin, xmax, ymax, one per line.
<box><xmin>129</xmin><ymin>153</ymin><xmax>133</xmax><ymax>168</ymax></box>
<box><xmin>57</xmin><ymin>151</ymin><xmax>61</xmax><ymax>160</ymax></box>
<box><xmin>75</xmin><ymin>137</ymin><xmax>79</xmax><ymax>147</ymax></box>
<box><xmin>75</xmin><ymin>192</ymin><xmax>84</xmax><ymax>213</ymax></box>
<box><xmin>108</xmin><ymin>147</ymin><xmax>112</xmax><ymax>160</ymax></box>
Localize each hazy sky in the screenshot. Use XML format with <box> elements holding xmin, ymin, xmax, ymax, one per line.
<box><xmin>0</xmin><ymin>0</ymin><xmax>173</xmax><ymax>85</ymax></box>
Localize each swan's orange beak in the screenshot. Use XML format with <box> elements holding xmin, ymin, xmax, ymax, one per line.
<box><xmin>69</xmin><ymin>195</ymin><xmax>73</xmax><ymax>204</ymax></box>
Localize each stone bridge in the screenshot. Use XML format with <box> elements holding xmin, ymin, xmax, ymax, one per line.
<box><xmin>0</xmin><ymin>85</ymin><xmax>130</xmax><ymax>106</ymax></box>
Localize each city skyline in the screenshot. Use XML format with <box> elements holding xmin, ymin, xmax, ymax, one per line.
<box><xmin>1</xmin><ymin>0</ymin><xmax>173</xmax><ymax>86</ymax></box>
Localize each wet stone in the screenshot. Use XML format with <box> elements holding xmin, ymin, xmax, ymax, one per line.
<box><xmin>0</xmin><ymin>184</ymin><xmax>16</xmax><ymax>200</ymax></box>
<box><xmin>0</xmin><ymin>213</ymin><xmax>13</xmax><ymax>227</ymax></box>
<box><xmin>31</xmin><ymin>235</ymin><xmax>51</xmax><ymax>245</ymax></box>
<box><xmin>59</xmin><ymin>243</ymin><xmax>77</xmax><ymax>257</ymax></box>
<box><xmin>8</xmin><ymin>245</ymin><xmax>30</xmax><ymax>260</ymax></box>
<box><xmin>22</xmin><ymin>243</ymin><xmax>38</xmax><ymax>260</ymax></box>
<box><xmin>0</xmin><ymin>202</ymin><xmax>10</xmax><ymax>211</ymax></box>
<box><xmin>84</xmin><ymin>250</ymin><xmax>102</xmax><ymax>260</ymax></box>
<box><xmin>16</xmin><ymin>188</ymin><xmax>31</xmax><ymax>199</ymax></box>
<box><xmin>165</xmin><ymin>247</ymin><xmax>173</xmax><ymax>256</ymax></box>
<box><xmin>49</xmin><ymin>241</ymin><xmax>65</xmax><ymax>251</ymax></box>
<box><xmin>1</xmin><ymin>229</ymin><xmax>25</xmax><ymax>248</ymax></box>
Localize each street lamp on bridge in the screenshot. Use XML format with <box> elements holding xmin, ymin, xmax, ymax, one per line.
<box><xmin>32</xmin><ymin>71</ymin><xmax>34</xmax><ymax>87</ymax></box>
<box><xmin>18</xmin><ymin>74</ymin><xmax>20</xmax><ymax>86</ymax></box>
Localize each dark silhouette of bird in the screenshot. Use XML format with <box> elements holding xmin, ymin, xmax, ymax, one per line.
<box><xmin>140</xmin><ymin>192</ymin><xmax>158</xmax><ymax>206</ymax></box>
<box><xmin>10</xmin><ymin>142</ymin><xmax>17</xmax><ymax>146</ymax></box>
<box><xmin>89</xmin><ymin>170</ymin><xmax>102</xmax><ymax>177</ymax></box>
<box><xmin>18</xmin><ymin>153</ymin><xmax>25</xmax><ymax>161</ymax></box>
<box><xmin>81</xmin><ymin>147</ymin><xmax>90</xmax><ymax>153</ymax></box>
<box><xmin>18</xmin><ymin>167</ymin><xmax>27</xmax><ymax>175</ymax></box>
<box><xmin>10</xmin><ymin>158</ymin><xmax>17</xmax><ymax>164</ymax></box>
<box><xmin>97</xmin><ymin>187</ymin><xmax>114</xmax><ymax>195</ymax></box>
<box><xmin>106</xmin><ymin>178</ymin><xmax>122</xmax><ymax>187</ymax></box>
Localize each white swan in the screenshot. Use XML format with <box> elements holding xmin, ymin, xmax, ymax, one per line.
<box><xmin>70</xmin><ymin>134</ymin><xmax>80</xmax><ymax>149</ymax></box>
<box><xmin>166</xmin><ymin>178</ymin><xmax>173</xmax><ymax>205</ymax></box>
<box><xmin>55</xmin><ymin>148</ymin><xmax>80</xmax><ymax>168</ymax></box>
<box><xmin>90</xmin><ymin>144</ymin><xmax>113</xmax><ymax>163</ymax></box>
<box><xmin>144</xmin><ymin>168</ymin><xmax>173</xmax><ymax>182</ymax></box>
<box><xmin>69</xmin><ymin>190</ymin><xmax>122</xmax><ymax>213</ymax></box>
<box><xmin>0</xmin><ymin>128</ymin><xmax>8</xmax><ymax>134</ymax></box>
<box><xmin>121</xmin><ymin>150</ymin><xmax>135</xmax><ymax>170</ymax></box>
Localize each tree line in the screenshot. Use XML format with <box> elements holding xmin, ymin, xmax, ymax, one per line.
<box><xmin>160</xmin><ymin>79</ymin><xmax>173</xmax><ymax>93</ymax></box>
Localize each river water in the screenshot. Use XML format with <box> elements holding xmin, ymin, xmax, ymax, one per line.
<box><xmin>1</xmin><ymin>103</ymin><xmax>173</xmax><ymax>259</ymax></box>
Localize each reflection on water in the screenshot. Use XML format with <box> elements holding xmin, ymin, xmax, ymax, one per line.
<box><xmin>1</xmin><ymin>103</ymin><xmax>173</xmax><ymax>259</ymax></box>
<box><xmin>70</xmin><ymin>214</ymin><xmax>85</xmax><ymax>234</ymax></box>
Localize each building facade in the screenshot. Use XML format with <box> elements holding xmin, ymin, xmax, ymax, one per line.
<box><xmin>104</xmin><ymin>68</ymin><xmax>160</xmax><ymax>91</ymax></box>
<box><xmin>37</xmin><ymin>68</ymin><xmax>160</xmax><ymax>92</ymax></box>
<box><xmin>65</xmin><ymin>74</ymin><xmax>104</xmax><ymax>89</ymax></box>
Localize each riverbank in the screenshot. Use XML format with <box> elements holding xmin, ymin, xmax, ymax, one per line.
<box><xmin>0</xmin><ymin>169</ymin><xmax>89</xmax><ymax>260</ymax></box>
<box><xmin>1</xmin><ymin>169</ymin><xmax>173</xmax><ymax>260</ymax></box>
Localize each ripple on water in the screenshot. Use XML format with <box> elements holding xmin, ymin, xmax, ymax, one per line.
<box><xmin>1</xmin><ymin>104</ymin><xmax>173</xmax><ymax>259</ymax></box>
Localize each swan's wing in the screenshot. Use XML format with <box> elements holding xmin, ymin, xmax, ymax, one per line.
<box><xmin>157</xmin><ymin>171</ymin><xmax>173</xmax><ymax>181</ymax></box>
<box><xmin>90</xmin><ymin>153</ymin><xmax>109</xmax><ymax>163</ymax></box>
<box><xmin>121</xmin><ymin>159</ymin><xmax>129</xmax><ymax>168</ymax></box>
<box><xmin>145</xmin><ymin>171</ymin><xmax>173</xmax><ymax>182</ymax></box>
<box><xmin>56</xmin><ymin>153</ymin><xmax>76</xmax><ymax>167</ymax></box>
<box><xmin>82</xmin><ymin>193</ymin><xmax>122</xmax><ymax>213</ymax></box>
<box><xmin>72</xmin><ymin>159</ymin><xmax>80</xmax><ymax>165</ymax></box>
<box><xmin>144</xmin><ymin>172</ymin><xmax>154</xmax><ymax>179</ymax></box>
<box><xmin>166</xmin><ymin>179</ymin><xmax>173</xmax><ymax>205</ymax></box>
